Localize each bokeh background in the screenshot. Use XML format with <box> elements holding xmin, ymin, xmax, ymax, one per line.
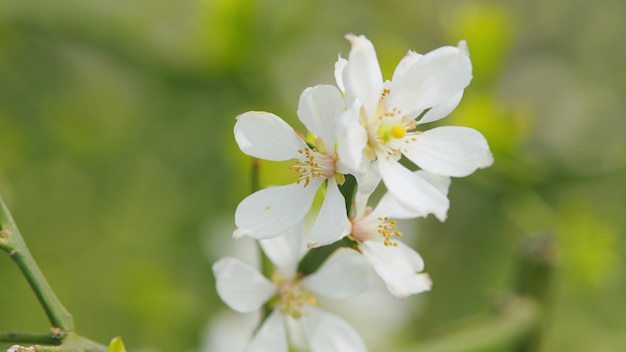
<box><xmin>1</xmin><ymin>0</ymin><xmax>625</xmax><ymax>351</ymax></box>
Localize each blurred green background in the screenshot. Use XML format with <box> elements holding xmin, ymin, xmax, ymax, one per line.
<box><xmin>1</xmin><ymin>0</ymin><xmax>625</xmax><ymax>351</ymax></box>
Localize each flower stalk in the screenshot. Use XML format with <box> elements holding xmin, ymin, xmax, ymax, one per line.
<box><xmin>250</xmin><ymin>158</ymin><xmax>278</xmax><ymax>322</ymax></box>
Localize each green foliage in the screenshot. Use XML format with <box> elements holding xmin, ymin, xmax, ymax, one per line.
<box><xmin>108</xmin><ymin>337</ymin><xmax>127</xmax><ymax>352</ymax></box>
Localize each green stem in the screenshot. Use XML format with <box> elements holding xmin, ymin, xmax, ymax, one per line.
<box><xmin>250</xmin><ymin>158</ymin><xmax>274</xmax><ymax>321</ymax></box>
<box><xmin>6</xmin><ymin>333</ymin><xmax>108</xmax><ymax>352</ymax></box>
<box><xmin>0</xmin><ymin>331</ymin><xmax>61</xmax><ymax>345</ymax></box>
<box><xmin>0</xmin><ymin>193</ymin><xmax>75</xmax><ymax>331</ymax></box>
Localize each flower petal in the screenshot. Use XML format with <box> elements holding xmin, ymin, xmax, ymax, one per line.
<box><xmin>302</xmin><ymin>248</ymin><xmax>373</xmax><ymax>298</ymax></box>
<box><xmin>334</xmin><ymin>55</ymin><xmax>348</xmax><ymax>93</ymax></box>
<box><xmin>370</xmin><ymin>191</ymin><xmax>421</xmax><ymax>220</ymax></box>
<box><xmin>415</xmin><ymin>170</ymin><xmax>451</xmax><ymax>196</ymax></box>
<box><xmin>359</xmin><ymin>241</ymin><xmax>432</xmax><ymax>298</ymax></box>
<box><xmin>417</xmin><ymin>91</ymin><xmax>463</xmax><ymax>125</ymax></box>
<box><xmin>388</xmin><ymin>44</ymin><xmax>472</xmax><ymax>119</ymax></box>
<box><xmin>234</xmin><ymin>112</ymin><xmax>305</xmax><ymax>161</ymax></box>
<box><xmin>259</xmin><ymin>225</ymin><xmax>302</xmax><ymax>277</ymax></box>
<box><xmin>377</xmin><ymin>157</ymin><xmax>449</xmax><ymax>221</ymax></box>
<box><xmin>247</xmin><ymin>310</ymin><xmax>288</xmax><ymax>352</ymax></box>
<box><xmin>305</xmin><ymin>307</ymin><xmax>368</xmax><ymax>352</ymax></box>
<box><xmin>353</xmin><ymin>187</ymin><xmax>372</xmax><ymax>217</ymax></box>
<box><xmin>344</xmin><ymin>34</ymin><xmax>383</xmax><ymax>118</ymax></box>
<box><xmin>404</xmin><ymin>126</ymin><xmax>494</xmax><ymax>177</ymax></box>
<box><xmin>297</xmin><ymin>85</ymin><xmax>344</xmax><ymax>146</ymax></box>
<box><xmin>335</xmin><ymin>106</ymin><xmax>368</xmax><ymax>174</ymax></box>
<box><xmin>371</xmin><ymin>170</ymin><xmax>451</xmax><ymax>219</ymax></box>
<box><xmin>234</xmin><ymin>181</ymin><xmax>322</xmax><ymax>239</ymax></box>
<box><xmin>213</xmin><ymin>257</ymin><xmax>276</xmax><ymax>313</ymax></box>
<box><xmin>354</xmin><ymin>161</ymin><xmax>381</xmax><ymax>196</ymax></box>
<box><xmin>308</xmin><ymin>179</ymin><xmax>351</xmax><ymax>247</ymax></box>
<box><xmin>391</xmin><ymin>50</ymin><xmax>423</xmax><ymax>82</ymax></box>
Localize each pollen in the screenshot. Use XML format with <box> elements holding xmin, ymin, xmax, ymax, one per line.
<box><xmin>377</xmin><ymin>216</ymin><xmax>403</xmax><ymax>246</ymax></box>
<box><xmin>271</xmin><ymin>274</ymin><xmax>317</xmax><ymax>320</ymax></box>
<box><xmin>290</xmin><ymin>147</ymin><xmax>336</xmax><ymax>187</ymax></box>
<box><xmin>390</xmin><ymin>125</ymin><xmax>407</xmax><ymax>139</ymax></box>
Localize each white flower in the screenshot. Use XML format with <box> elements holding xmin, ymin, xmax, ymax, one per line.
<box><xmin>233</xmin><ymin>85</ymin><xmax>351</xmax><ymax>246</ymax></box>
<box><xmin>348</xmin><ymin>170</ymin><xmax>450</xmax><ymax>298</ymax></box>
<box><xmin>213</xmin><ymin>226</ymin><xmax>372</xmax><ymax>352</ymax></box>
<box><xmin>336</xmin><ymin>34</ymin><xmax>493</xmax><ymax>221</ymax></box>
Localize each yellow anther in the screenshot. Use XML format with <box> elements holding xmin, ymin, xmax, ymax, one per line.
<box><xmin>377</xmin><ymin>216</ymin><xmax>403</xmax><ymax>246</ymax></box>
<box><xmin>391</xmin><ymin>125</ymin><xmax>407</xmax><ymax>139</ymax></box>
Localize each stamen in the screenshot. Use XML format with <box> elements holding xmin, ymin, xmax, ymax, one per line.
<box><xmin>377</xmin><ymin>216</ymin><xmax>403</xmax><ymax>246</ymax></box>
<box><xmin>271</xmin><ymin>274</ymin><xmax>317</xmax><ymax>319</ymax></box>
<box><xmin>380</xmin><ymin>88</ymin><xmax>391</xmax><ymax>101</ymax></box>
<box><xmin>290</xmin><ymin>147</ymin><xmax>335</xmax><ymax>187</ymax></box>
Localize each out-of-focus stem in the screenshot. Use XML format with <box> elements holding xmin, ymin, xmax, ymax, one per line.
<box><xmin>250</xmin><ymin>158</ymin><xmax>274</xmax><ymax>321</ymax></box>
<box><xmin>0</xmin><ymin>193</ymin><xmax>75</xmax><ymax>332</ymax></box>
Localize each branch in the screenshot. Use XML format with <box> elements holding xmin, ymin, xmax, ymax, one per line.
<box><xmin>5</xmin><ymin>332</ymin><xmax>107</xmax><ymax>352</ymax></box>
<box><xmin>0</xmin><ymin>193</ymin><xmax>75</xmax><ymax>331</ymax></box>
<box><xmin>0</xmin><ymin>331</ymin><xmax>60</xmax><ymax>345</ymax></box>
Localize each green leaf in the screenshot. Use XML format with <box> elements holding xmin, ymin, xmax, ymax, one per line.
<box><xmin>108</xmin><ymin>336</ymin><xmax>128</xmax><ymax>352</ymax></box>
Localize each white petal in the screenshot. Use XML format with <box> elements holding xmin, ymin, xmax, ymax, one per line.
<box><xmin>213</xmin><ymin>257</ymin><xmax>276</xmax><ymax>313</ymax></box>
<box><xmin>404</xmin><ymin>126</ymin><xmax>494</xmax><ymax>177</ymax></box>
<box><xmin>417</xmin><ymin>91</ymin><xmax>463</xmax><ymax>125</ymax></box>
<box><xmin>334</xmin><ymin>55</ymin><xmax>348</xmax><ymax>93</ymax></box>
<box><xmin>305</xmin><ymin>307</ymin><xmax>367</xmax><ymax>352</ymax></box>
<box><xmin>302</xmin><ymin>248</ymin><xmax>373</xmax><ymax>298</ymax></box>
<box><xmin>234</xmin><ymin>112</ymin><xmax>305</xmax><ymax>161</ymax></box>
<box><xmin>391</xmin><ymin>50</ymin><xmax>423</xmax><ymax>82</ymax></box>
<box><xmin>344</xmin><ymin>34</ymin><xmax>383</xmax><ymax>118</ymax></box>
<box><xmin>297</xmin><ymin>85</ymin><xmax>344</xmax><ymax>146</ymax></box>
<box><xmin>335</xmin><ymin>106</ymin><xmax>368</xmax><ymax>174</ymax></box>
<box><xmin>247</xmin><ymin>310</ymin><xmax>288</xmax><ymax>352</ymax></box>
<box><xmin>359</xmin><ymin>241</ymin><xmax>432</xmax><ymax>298</ymax></box>
<box><xmin>353</xmin><ymin>187</ymin><xmax>372</xmax><ymax>217</ymax></box>
<box><xmin>259</xmin><ymin>225</ymin><xmax>302</xmax><ymax>276</ymax></box>
<box><xmin>234</xmin><ymin>181</ymin><xmax>322</xmax><ymax>239</ymax></box>
<box><xmin>308</xmin><ymin>179</ymin><xmax>351</xmax><ymax>247</ymax></box>
<box><xmin>378</xmin><ymin>157</ymin><xmax>449</xmax><ymax>221</ymax></box>
<box><xmin>354</xmin><ymin>161</ymin><xmax>381</xmax><ymax>196</ymax></box>
<box><xmin>371</xmin><ymin>170</ymin><xmax>451</xmax><ymax>219</ymax></box>
<box><xmin>370</xmin><ymin>191</ymin><xmax>420</xmax><ymax>220</ymax></box>
<box><xmin>388</xmin><ymin>45</ymin><xmax>472</xmax><ymax>119</ymax></box>
<box><xmin>415</xmin><ymin>170</ymin><xmax>451</xmax><ymax>196</ymax></box>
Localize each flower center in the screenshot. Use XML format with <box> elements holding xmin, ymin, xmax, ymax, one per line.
<box><xmin>271</xmin><ymin>273</ymin><xmax>316</xmax><ymax>319</ymax></box>
<box><xmin>391</xmin><ymin>125</ymin><xmax>407</xmax><ymax>139</ymax></box>
<box><xmin>364</xmin><ymin>89</ymin><xmax>419</xmax><ymax>160</ymax></box>
<box><xmin>350</xmin><ymin>210</ymin><xmax>404</xmax><ymax>246</ymax></box>
<box><xmin>376</xmin><ymin>216</ymin><xmax>403</xmax><ymax>246</ymax></box>
<box><xmin>291</xmin><ymin>147</ymin><xmax>336</xmax><ymax>187</ymax></box>
<box><xmin>377</xmin><ymin>123</ymin><xmax>409</xmax><ymax>144</ymax></box>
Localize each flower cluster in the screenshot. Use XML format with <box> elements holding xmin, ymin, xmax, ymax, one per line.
<box><xmin>213</xmin><ymin>34</ymin><xmax>493</xmax><ymax>351</ymax></box>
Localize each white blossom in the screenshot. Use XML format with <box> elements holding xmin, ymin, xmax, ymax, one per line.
<box><xmin>348</xmin><ymin>171</ymin><xmax>450</xmax><ymax>298</ymax></box>
<box><xmin>233</xmin><ymin>85</ymin><xmax>351</xmax><ymax>246</ymax></box>
<box><xmin>335</xmin><ymin>35</ymin><xmax>493</xmax><ymax>221</ymax></box>
<box><xmin>213</xmin><ymin>226</ymin><xmax>372</xmax><ymax>351</ymax></box>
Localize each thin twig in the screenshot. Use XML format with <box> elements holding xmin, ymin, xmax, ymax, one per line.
<box><xmin>0</xmin><ymin>193</ymin><xmax>75</xmax><ymax>331</ymax></box>
<box><xmin>0</xmin><ymin>331</ymin><xmax>60</xmax><ymax>345</ymax></box>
